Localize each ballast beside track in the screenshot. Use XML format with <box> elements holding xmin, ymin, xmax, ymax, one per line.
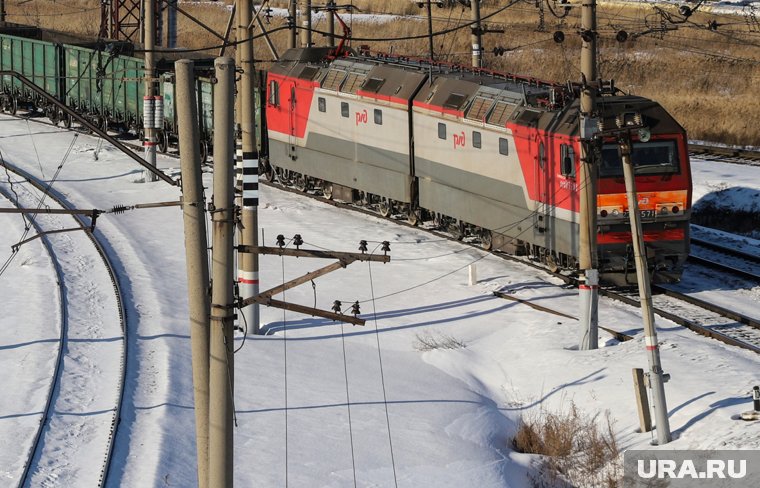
<box><xmin>0</xmin><ymin>161</ymin><xmax>127</xmax><ymax>488</ymax></box>
<box><xmin>688</xmin><ymin>143</ymin><xmax>760</xmax><ymax>165</ymax></box>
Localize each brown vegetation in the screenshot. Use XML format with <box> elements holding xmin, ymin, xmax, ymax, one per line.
<box><xmin>513</xmin><ymin>402</ymin><xmax>622</xmax><ymax>487</ymax></box>
<box><xmin>6</xmin><ymin>0</ymin><xmax>760</xmax><ymax>145</ymax></box>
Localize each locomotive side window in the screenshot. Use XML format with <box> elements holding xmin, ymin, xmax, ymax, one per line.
<box><xmin>318</xmin><ymin>97</ymin><xmax>326</xmax><ymax>113</ymax></box>
<box><xmin>341</xmin><ymin>102</ymin><xmax>349</xmax><ymax>118</ymax></box>
<box><xmin>268</xmin><ymin>80</ymin><xmax>280</xmax><ymax>107</ymax></box>
<box><xmin>561</xmin><ymin>144</ymin><xmax>576</xmax><ymax>177</ymax></box>
<box><xmin>438</xmin><ymin>123</ymin><xmax>447</xmax><ymax>140</ymax></box>
<box><xmin>538</xmin><ymin>142</ymin><xmax>545</xmax><ymax>168</ymax></box>
<box><xmin>473</xmin><ymin>131</ymin><xmax>482</xmax><ymax>149</ymax></box>
<box><xmin>374</xmin><ymin>109</ymin><xmax>383</xmax><ymax>125</ymax></box>
<box><xmin>499</xmin><ymin>138</ymin><xmax>509</xmax><ymax>156</ymax></box>
<box><xmin>600</xmin><ymin>140</ymin><xmax>680</xmax><ymax>178</ymax></box>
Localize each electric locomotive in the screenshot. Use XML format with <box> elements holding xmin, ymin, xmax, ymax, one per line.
<box><xmin>271</xmin><ymin>46</ymin><xmax>689</xmax><ymax>285</ymax></box>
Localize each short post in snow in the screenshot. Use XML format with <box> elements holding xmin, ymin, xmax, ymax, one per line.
<box><xmin>741</xmin><ymin>386</ymin><xmax>760</xmax><ymax>421</ymax></box>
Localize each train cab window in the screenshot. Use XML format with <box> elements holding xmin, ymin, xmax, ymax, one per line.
<box><xmin>499</xmin><ymin>137</ymin><xmax>509</xmax><ymax>156</ymax></box>
<box><xmin>560</xmin><ymin>144</ymin><xmax>576</xmax><ymax>178</ymax></box>
<box><xmin>318</xmin><ymin>97</ymin><xmax>326</xmax><ymax>113</ymax></box>
<box><xmin>438</xmin><ymin>123</ymin><xmax>447</xmax><ymax>140</ymax></box>
<box><xmin>600</xmin><ymin>140</ymin><xmax>680</xmax><ymax>178</ymax></box>
<box><xmin>473</xmin><ymin>131</ymin><xmax>482</xmax><ymax>149</ymax></box>
<box><xmin>374</xmin><ymin>109</ymin><xmax>383</xmax><ymax>125</ymax></box>
<box><xmin>268</xmin><ymin>80</ymin><xmax>280</xmax><ymax>107</ymax></box>
<box><xmin>341</xmin><ymin>101</ymin><xmax>349</xmax><ymax>118</ymax></box>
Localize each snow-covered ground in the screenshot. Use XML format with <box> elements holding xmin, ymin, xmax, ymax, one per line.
<box><xmin>0</xmin><ymin>114</ymin><xmax>759</xmax><ymax>487</ymax></box>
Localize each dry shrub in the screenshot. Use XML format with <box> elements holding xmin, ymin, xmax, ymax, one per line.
<box><xmin>513</xmin><ymin>402</ymin><xmax>622</xmax><ymax>488</ymax></box>
<box><xmin>413</xmin><ymin>331</ymin><xmax>467</xmax><ymax>351</ymax></box>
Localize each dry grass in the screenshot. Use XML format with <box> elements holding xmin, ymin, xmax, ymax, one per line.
<box><xmin>7</xmin><ymin>1</ymin><xmax>760</xmax><ymax>145</ymax></box>
<box><xmin>513</xmin><ymin>401</ymin><xmax>622</xmax><ymax>487</ymax></box>
<box><xmin>413</xmin><ymin>331</ymin><xmax>467</xmax><ymax>351</ymax></box>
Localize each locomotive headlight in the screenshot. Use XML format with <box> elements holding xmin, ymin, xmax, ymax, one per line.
<box><xmin>672</xmin><ymin>206</ymin><xmax>680</xmax><ymax>214</ymax></box>
<box><xmin>611</xmin><ymin>209</ymin><xmax>620</xmax><ymax>216</ymax></box>
<box><xmin>659</xmin><ymin>206</ymin><xmax>669</xmax><ymax>215</ymax></box>
<box><xmin>638</xmin><ymin>127</ymin><xmax>651</xmax><ymax>142</ymax></box>
<box><xmin>600</xmin><ymin>210</ymin><xmax>608</xmax><ymax>217</ymax></box>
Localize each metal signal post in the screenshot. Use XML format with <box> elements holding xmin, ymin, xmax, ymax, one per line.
<box><xmin>142</xmin><ymin>0</ymin><xmax>159</xmax><ymax>183</ymax></box>
<box><xmin>578</xmin><ymin>0</ymin><xmax>599</xmax><ymax>350</ymax></box>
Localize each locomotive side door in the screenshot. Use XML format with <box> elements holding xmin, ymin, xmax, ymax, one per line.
<box><xmin>286</xmin><ymin>81</ymin><xmax>297</xmax><ymax>160</ymax></box>
<box><xmin>534</xmin><ymin>135</ymin><xmax>550</xmax><ymax>236</ymax></box>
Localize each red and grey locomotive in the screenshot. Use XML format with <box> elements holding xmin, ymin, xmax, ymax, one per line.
<box><xmin>265</xmin><ymin>47</ymin><xmax>691</xmax><ymax>285</ymax></box>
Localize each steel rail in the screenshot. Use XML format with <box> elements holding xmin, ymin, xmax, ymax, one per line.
<box><xmin>0</xmin><ymin>186</ymin><xmax>67</xmax><ymax>488</ymax></box>
<box><xmin>687</xmin><ymin>254</ymin><xmax>760</xmax><ymax>283</ymax></box>
<box><xmin>690</xmin><ymin>236</ymin><xmax>760</xmax><ymax>265</ymax></box>
<box><xmin>1</xmin><ymin>162</ymin><xmax>127</xmax><ymax>488</ymax></box>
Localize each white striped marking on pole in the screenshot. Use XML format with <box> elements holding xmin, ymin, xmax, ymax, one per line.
<box><xmin>645</xmin><ymin>335</ymin><xmax>658</xmax><ymax>351</ymax></box>
<box><xmin>235</xmin><ymin>140</ymin><xmax>243</xmax><ymax>193</ymax></box>
<box><xmin>238</xmin><ymin>270</ymin><xmax>259</xmax><ymax>285</ymax></box>
<box><xmin>242</xmin><ymin>152</ymin><xmax>259</xmax><ymax>208</ymax></box>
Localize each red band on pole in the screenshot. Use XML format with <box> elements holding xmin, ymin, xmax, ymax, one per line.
<box><xmin>238</xmin><ymin>278</ymin><xmax>259</xmax><ymax>285</ymax></box>
<box><xmin>579</xmin><ymin>284</ymin><xmax>599</xmax><ymax>290</ymax></box>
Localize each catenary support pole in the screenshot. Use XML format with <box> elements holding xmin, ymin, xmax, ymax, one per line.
<box><xmin>1</xmin><ymin>0</ymin><xmax>6</xmax><ymax>23</ymax></box>
<box><xmin>238</xmin><ymin>0</ymin><xmax>261</xmax><ymax>334</ymax></box>
<box><xmin>175</xmin><ymin>59</ymin><xmax>210</xmax><ymax>488</ymax></box>
<box><xmin>620</xmin><ymin>138</ymin><xmax>672</xmax><ymax>445</ymax></box>
<box><xmin>578</xmin><ymin>0</ymin><xmax>599</xmax><ymax>350</ymax></box>
<box><xmin>300</xmin><ymin>0</ymin><xmax>312</xmax><ymax>47</ymax></box>
<box><xmin>426</xmin><ymin>0</ymin><xmax>434</xmax><ymax>60</ymax></box>
<box><xmin>143</xmin><ymin>0</ymin><xmax>158</xmax><ymax>183</ymax></box>
<box><xmin>327</xmin><ymin>0</ymin><xmax>335</xmax><ymax>47</ymax></box>
<box><xmin>208</xmin><ymin>56</ymin><xmax>236</xmax><ymax>488</ymax></box>
<box><xmin>471</xmin><ymin>0</ymin><xmax>482</xmax><ymax>68</ymax></box>
<box><xmin>288</xmin><ymin>0</ymin><xmax>297</xmax><ymax>48</ymax></box>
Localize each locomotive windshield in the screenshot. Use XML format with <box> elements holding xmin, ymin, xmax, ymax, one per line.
<box><xmin>599</xmin><ymin>140</ymin><xmax>680</xmax><ymax>177</ymax></box>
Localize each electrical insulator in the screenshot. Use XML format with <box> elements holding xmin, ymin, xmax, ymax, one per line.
<box><xmin>616</xmin><ymin>30</ymin><xmax>628</xmax><ymax>43</ymax></box>
<box><xmin>580</xmin><ymin>29</ymin><xmax>595</xmax><ymax>43</ymax></box>
<box><xmin>153</xmin><ymin>96</ymin><xmax>164</xmax><ymax>129</ymax></box>
<box><xmin>553</xmin><ymin>31</ymin><xmax>565</xmax><ymax>44</ymax></box>
<box><xmin>359</xmin><ymin>240</ymin><xmax>368</xmax><ymax>253</ymax></box>
<box><xmin>492</xmin><ymin>46</ymin><xmax>506</xmax><ymax>56</ymax></box>
<box><xmin>293</xmin><ymin>234</ymin><xmax>303</xmax><ymax>248</ymax></box>
<box><xmin>332</xmin><ymin>300</ymin><xmax>342</xmax><ymax>314</ymax></box>
<box><xmin>381</xmin><ymin>241</ymin><xmax>391</xmax><ymax>255</ymax></box>
<box><xmin>351</xmin><ymin>301</ymin><xmax>360</xmax><ymax>316</ymax></box>
<box><xmin>276</xmin><ymin>234</ymin><xmax>286</xmax><ymax>248</ymax></box>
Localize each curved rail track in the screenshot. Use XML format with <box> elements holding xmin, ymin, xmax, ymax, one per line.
<box><xmin>0</xmin><ymin>161</ymin><xmax>126</xmax><ymax>488</ymax></box>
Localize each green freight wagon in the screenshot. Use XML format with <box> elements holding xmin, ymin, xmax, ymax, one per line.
<box><xmin>0</xmin><ymin>33</ymin><xmax>61</xmax><ymax>117</ymax></box>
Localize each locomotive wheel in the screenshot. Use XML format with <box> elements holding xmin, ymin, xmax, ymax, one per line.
<box><xmin>277</xmin><ymin>168</ymin><xmax>292</xmax><ymax>185</ymax></box>
<box><xmin>407</xmin><ymin>205</ymin><xmax>421</xmax><ymax>226</ymax></box>
<box><xmin>62</xmin><ymin>112</ymin><xmax>72</xmax><ymax>129</ymax></box>
<box><xmin>479</xmin><ymin>229</ymin><xmax>493</xmax><ymax>251</ymax></box>
<box><xmin>322</xmin><ymin>182</ymin><xmax>333</xmax><ymax>200</ymax></box>
<box><xmin>263</xmin><ymin>164</ymin><xmax>275</xmax><ymax>183</ymax></box>
<box><xmin>448</xmin><ymin>220</ymin><xmax>465</xmax><ymax>240</ymax></box>
<box><xmin>294</xmin><ymin>173</ymin><xmax>309</xmax><ymax>192</ymax></box>
<box><xmin>378</xmin><ymin>197</ymin><xmax>393</xmax><ymax>218</ymax></box>
<box><xmin>158</xmin><ymin>130</ymin><xmax>169</xmax><ymax>153</ymax></box>
<box><xmin>48</xmin><ymin>107</ymin><xmax>59</xmax><ymax>125</ymax></box>
<box><xmin>9</xmin><ymin>97</ymin><xmax>18</xmax><ymax>116</ymax></box>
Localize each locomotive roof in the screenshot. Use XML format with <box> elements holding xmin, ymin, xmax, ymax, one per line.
<box><xmin>271</xmin><ymin>48</ymin><xmax>685</xmax><ymax>137</ymax></box>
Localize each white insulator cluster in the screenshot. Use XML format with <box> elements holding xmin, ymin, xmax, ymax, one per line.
<box><xmin>153</xmin><ymin>96</ymin><xmax>164</xmax><ymax>129</ymax></box>
<box><xmin>143</xmin><ymin>96</ymin><xmax>155</xmax><ymax>130</ymax></box>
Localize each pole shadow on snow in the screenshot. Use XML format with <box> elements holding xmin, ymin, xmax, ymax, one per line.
<box><xmin>671</xmin><ymin>392</ymin><xmax>747</xmax><ymax>438</ymax></box>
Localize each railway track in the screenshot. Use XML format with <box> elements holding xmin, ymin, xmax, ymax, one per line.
<box><xmin>7</xmin><ymin>111</ymin><xmax>760</xmax><ymax>358</ymax></box>
<box><xmin>0</xmin><ymin>162</ymin><xmax>126</xmax><ymax>487</ymax></box>
<box><xmin>689</xmin><ymin>236</ymin><xmax>760</xmax><ymax>283</ymax></box>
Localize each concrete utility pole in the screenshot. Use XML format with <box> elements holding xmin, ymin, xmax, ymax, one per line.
<box><xmin>327</xmin><ymin>0</ymin><xmax>335</xmax><ymax>47</ymax></box>
<box><xmin>470</xmin><ymin>0</ymin><xmax>482</xmax><ymax>68</ymax></box>
<box><xmin>143</xmin><ymin>0</ymin><xmax>158</xmax><ymax>182</ymax></box>
<box><xmin>175</xmin><ymin>59</ymin><xmax>210</xmax><ymax>488</ymax></box>
<box><xmin>619</xmin><ymin>138</ymin><xmax>672</xmax><ymax>445</ymax></box>
<box><xmin>578</xmin><ymin>0</ymin><xmax>599</xmax><ymax>350</ymax></box>
<box><xmin>300</xmin><ymin>0</ymin><xmax>312</xmax><ymax>47</ymax></box>
<box><xmin>162</xmin><ymin>0</ymin><xmax>177</xmax><ymax>48</ymax></box>
<box><xmin>288</xmin><ymin>0</ymin><xmax>297</xmax><ymax>48</ymax></box>
<box><xmin>238</xmin><ymin>0</ymin><xmax>261</xmax><ymax>335</ymax></box>
<box><xmin>1</xmin><ymin>0</ymin><xmax>6</xmax><ymax>23</ymax></box>
<box><xmin>426</xmin><ymin>0</ymin><xmax>435</xmax><ymax>60</ymax></box>
<box><xmin>208</xmin><ymin>56</ymin><xmax>236</xmax><ymax>488</ymax></box>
